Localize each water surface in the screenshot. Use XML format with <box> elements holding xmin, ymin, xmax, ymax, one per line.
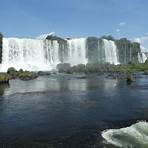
<box><xmin>0</xmin><ymin>75</ymin><xmax>148</xmax><ymax>147</ymax></box>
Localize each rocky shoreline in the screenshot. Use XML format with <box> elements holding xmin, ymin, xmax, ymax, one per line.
<box><xmin>0</xmin><ymin>67</ymin><xmax>39</xmax><ymax>83</ymax></box>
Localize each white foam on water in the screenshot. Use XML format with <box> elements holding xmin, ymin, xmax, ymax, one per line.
<box><xmin>102</xmin><ymin>121</ymin><xmax>148</xmax><ymax>148</ymax></box>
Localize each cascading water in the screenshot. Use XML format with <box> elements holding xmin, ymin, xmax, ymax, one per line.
<box><xmin>44</xmin><ymin>40</ymin><xmax>60</xmax><ymax>67</ymax></box>
<box><xmin>138</xmin><ymin>52</ymin><xmax>147</xmax><ymax>63</ymax></box>
<box><xmin>0</xmin><ymin>38</ymin><xmax>59</xmax><ymax>72</ymax></box>
<box><xmin>1</xmin><ymin>35</ymin><xmax>143</xmax><ymax>72</ymax></box>
<box><xmin>67</xmin><ymin>38</ymin><xmax>88</xmax><ymax>66</ymax></box>
<box><xmin>103</xmin><ymin>39</ymin><xmax>119</xmax><ymax>65</ymax></box>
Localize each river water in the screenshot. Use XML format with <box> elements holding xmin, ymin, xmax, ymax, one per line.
<box><xmin>0</xmin><ymin>75</ymin><xmax>148</xmax><ymax>148</ymax></box>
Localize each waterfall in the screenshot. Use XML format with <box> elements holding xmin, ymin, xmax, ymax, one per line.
<box><xmin>103</xmin><ymin>39</ymin><xmax>119</xmax><ymax>65</ymax></box>
<box><xmin>0</xmin><ymin>38</ymin><xmax>60</xmax><ymax>72</ymax></box>
<box><xmin>138</xmin><ymin>52</ymin><xmax>147</xmax><ymax>63</ymax></box>
<box><xmin>0</xmin><ymin>35</ymin><xmax>143</xmax><ymax>72</ymax></box>
<box><xmin>44</xmin><ymin>40</ymin><xmax>60</xmax><ymax>67</ymax></box>
<box><xmin>67</xmin><ymin>38</ymin><xmax>88</xmax><ymax>66</ymax></box>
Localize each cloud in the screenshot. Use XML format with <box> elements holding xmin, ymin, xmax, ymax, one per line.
<box><xmin>116</xmin><ymin>22</ymin><xmax>126</xmax><ymax>36</ymax></box>
<box><xmin>119</xmin><ymin>22</ymin><xmax>126</xmax><ymax>26</ymax></box>
<box><xmin>116</xmin><ymin>29</ymin><xmax>120</xmax><ymax>33</ymax></box>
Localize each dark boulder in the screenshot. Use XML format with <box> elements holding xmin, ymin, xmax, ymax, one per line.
<box><xmin>7</xmin><ymin>67</ymin><xmax>18</xmax><ymax>79</ymax></box>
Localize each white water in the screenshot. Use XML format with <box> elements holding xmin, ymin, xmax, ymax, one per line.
<box><xmin>0</xmin><ymin>37</ymin><xmax>88</xmax><ymax>72</ymax></box>
<box><xmin>67</xmin><ymin>38</ymin><xmax>88</xmax><ymax>66</ymax></box>
<box><xmin>0</xmin><ymin>38</ymin><xmax>59</xmax><ymax>72</ymax></box>
<box><xmin>103</xmin><ymin>39</ymin><xmax>119</xmax><ymax>65</ymax></box>
<box><xmin>138</xmin><ymin>52</ymin><xmax>147</xmax><ymax>63</ymax></box>
<box><xmin>37</xmin><ymin>32</ymin><xmax>55</xmax><ymax>40</ymax></box>
<box><xmin>44</xmin><ymin>39</ymin><xmax>60</xmax><ymax>68</ymax></box>
<box><xmin>102</xmin><ymin>121</ymin><xmax>148</xmax><ymax>148</ymax></box>
<box><xmin>0</xmin><ymin>37</ymin><xmax>132</xmax><ymax>72</ymax></box>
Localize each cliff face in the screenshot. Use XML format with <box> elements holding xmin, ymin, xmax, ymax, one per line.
<box><xmin>87</xmin><ymin>37</ymin><xmax>99</xmax><ymax>64</ymax></box>
<box><xmin>0</xmin><ymin>33</ymin><xmax>3</xmax><ymax>63</ymax></box>
<box><xmin>115</xmin><ymin>38</ymin><xmax>140</xmax><ymax>64</ymax></box>
<box><xmin>86</xmin><ymin>36</ymin><xmax>141</xmax><ymax>64</ymax></box>
<box><xmin>46</xmin><ymin>35</ymin><xmax>68</xmax><ymax>63</ymax></box>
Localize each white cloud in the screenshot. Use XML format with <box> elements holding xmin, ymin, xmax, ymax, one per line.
<box><xmin>116</xmin><ymin>29</ymin><xmax>120</xmax><ymax>33</ymax></box>
<box><xmin>119</xmin><ymin>22</ymin><xmax>126</xmax><ymax>26</ymax></box>
<box><xmin>116</xmin><ymin>22</ymin><xmax>126</xmax><ymax>35</ymax></box>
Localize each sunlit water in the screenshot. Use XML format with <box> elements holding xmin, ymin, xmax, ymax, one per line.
<box><xmin>0</xmin><ymin>75</ymin><xmax>148</xmax><ymax>147</ymax></box>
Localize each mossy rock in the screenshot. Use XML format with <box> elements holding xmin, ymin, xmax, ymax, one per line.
<box><xmin>18</xmin><ymin>71</ymin><xmax>38</xmax><ymax>80</ymax></box>
<box><xmin>0</xmin><ymin>73</ymin><xmax>9</xmax><ymax>83</ymax></box>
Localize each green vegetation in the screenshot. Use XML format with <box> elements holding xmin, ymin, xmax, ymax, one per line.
<box><xmin>18</xmin><ymin>70</ymin><xmax>38</xmax><ymax>80</ymax></box>
<box><xmin>7</xmin><ymin>67</ymin><xmax>38</xmax><ymax>80</ymax></box>
<box><xmin>57</xmin><ymin>62</ymin><xmax>148</xmax><ymax>74</ymax></box>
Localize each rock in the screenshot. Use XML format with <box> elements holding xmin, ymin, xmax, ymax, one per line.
<box><xmin>18</xmin><ymin>71</ymin><xmax>38</xmax><ymax>81</ymax></box>
<box><xmin>38</xmin><ymin>71</ymin><xmax>51</xmax><ymax>76</ymax></box>
<box><xmin>126</xmin><ymin>74</ymin><xmax>133</xmax><ymax>84</ymax></box>
<box><xmin>57</xmin><ymin>63</ymin><xmax>71</xmax><ymax>73</ymax></box>
<box><xmin>0</xmin><ymin>73</ymin><xmax>9</xmax><ymax>83</ymax></box>
<box><xmin>7</xmin><ymin>67</ymin><xmax>18</xmax><ymax>79</ymax></box>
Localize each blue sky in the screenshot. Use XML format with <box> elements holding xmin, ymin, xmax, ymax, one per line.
<box><xmin>0</xmin><ymin>0</ymin><xmax>148</xmax><ymax>39</ymax></box>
